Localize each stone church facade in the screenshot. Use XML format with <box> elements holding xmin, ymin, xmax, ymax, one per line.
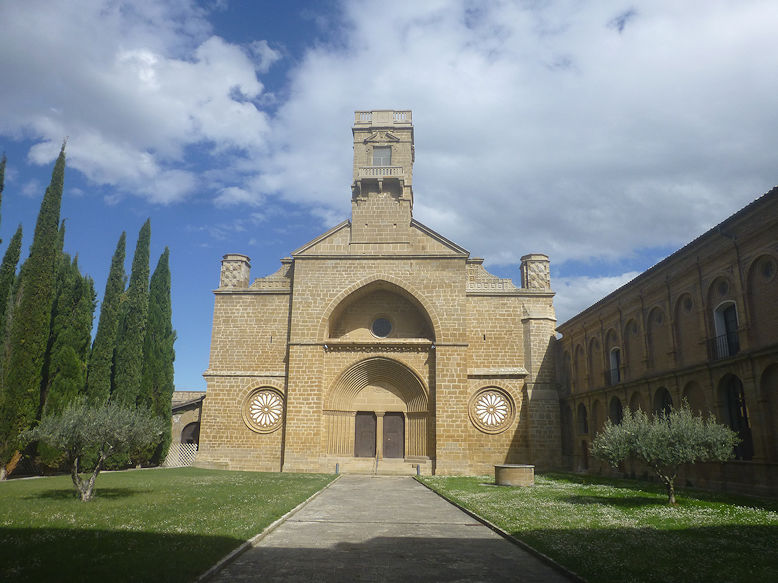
<box><xmin>197</xmin><ymin>110</ymin><xmax>560</xmax><ymax>475</ymax></box>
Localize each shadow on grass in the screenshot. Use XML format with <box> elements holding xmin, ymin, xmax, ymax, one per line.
<box><xmin>0</xmin><ymin>527</ymin><xmax>242</xmax><ymax>583</ymax></box>
<box><xmin>542</xmin><ymin>472</ymin><xmax>778</xmax><ymax>511</ymax></box>
<box><xmin>510</xmin><ymin>525</ymin><xmax>778</xmax><ymax>583</ymax></box>
<box><xmin>24</xmin><ymin>487</ymin><xmax>151</xmax><ymax>501</ymax></box>
<box><xmin>561</xmin><ymin>494</ymin><xmax>666</xmax><ymax>507</ymax></box>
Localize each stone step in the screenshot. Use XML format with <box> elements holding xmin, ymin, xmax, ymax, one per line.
<box><xmin>323</xmin><ymin>456</ymin><xmax>433</xmax><ymax>476</ymax></box>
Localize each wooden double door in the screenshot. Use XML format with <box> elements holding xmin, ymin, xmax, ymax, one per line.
<box><xmin>355</xmin><ymin>411</ymin><xmax>404</xmax><ymax>458</ymax></box>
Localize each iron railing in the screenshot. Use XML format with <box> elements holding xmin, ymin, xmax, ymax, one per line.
<box><xmin>707</xmin><ymin>331</ymin><xmax>740</xmax><ymax>360</ymax></box>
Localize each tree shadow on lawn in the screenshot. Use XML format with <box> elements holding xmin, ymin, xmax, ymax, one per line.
<box><xmin>560</xmin><ymin>494</ymin><xmax>666</xmax><ymax>507</ymax></box>
<box><xmin>542</xmin><ymin>472</ymin><xmax>778</xmax><ymax>510</ymax></box>
<box><xmin>514</xmin><ymin>524</ymin><xmax>778</xmax><ymax>583</ymax></box>
<box><xmin>0</xmin><ymin>527</ymin><xmax>242</xmax><ymax>583</ymax></box>
<box><xmin>23</xmin><ymin>486</ymin><xmax>151</xmax><ymax>501</ymax></box>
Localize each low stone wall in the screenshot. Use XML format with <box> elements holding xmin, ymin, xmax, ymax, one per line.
<box><xmin>495</xmin><ymin>464</ymin><xmax>535</xmax><ymax>486</ymax></box>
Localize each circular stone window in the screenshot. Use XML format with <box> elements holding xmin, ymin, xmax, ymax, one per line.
<box><xmin>371</xmin><ymin>317</ymin><xmax>392</xmax><ymax>338</ymax></box>
<box><xmin>242</xmin><ymin>388</ymin><xmax>284</xmax><ymax>433</ymax></box>
<box><xmin>469</xmin><ymin>387</ymin><xmax>516</xmax><ymax>434</ymax></box>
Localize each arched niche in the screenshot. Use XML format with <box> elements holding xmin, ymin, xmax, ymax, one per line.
<box><xmin>323</xmin><ymin>279</ymin><xmax>436</xmax><ymax>342</ymax></box>
<box><xmin>747</xmin><ymin>254</ymin><xmax>778</xmax><ymax>346</ymax></box>
<box><xmin>324</xmin><ymin>357</ymin><xmax>429</xmax><ymax>458</ymax></box>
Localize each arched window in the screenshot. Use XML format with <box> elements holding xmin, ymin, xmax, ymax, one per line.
<box><xmin>712</xmin><ymin>301</ymin><xmax>739</xmax><ymax>359</ymax></box>
<box><xmin>577</xmin><ymin>403</ymin><xmax>589</xmax><ymax>434</ymax></box>
<box><xmin>747</xmin><ymin>255</ymin><xmax>778</xmax><ymax>346</ymax></box>
<box><xmin>647</xmin><ymin>307</ymin><xmax>670</xmax><ymax>370</ymax></box>
<box><xmin>589</xmin><ymin>338</ymin><xmax>604</xmax><ymax>389</ymax></box>
<box><xmin>623</xmin><ymin>319</ymin><xmax>642</xmax><ymax>378</ymax></box>
<box><xmin>609</xmin><ymin>348</ymin><xmax>621</xmax><ymax>385</ymax></box>
<box><xmin>181</xmin><ymin>422</ymin><xmax>200</xmax><ymax>445</ymax></box>
<box><xmin>629</xmin><ymin>391</ymin><xmax>645</xmax><ymax>413</ymax></box>
<box><xmin>653</xmin><ymin>387</ymin><xmax>673</xmax><ymax>417</ymax></box>
<box><xmin>609</xmin><ymin>397</ymin><xmax>623</xmax><ymax>425</ymax></box>
<box><xmin>720</xmin><ymin>375</ymin><xmax>753</xmax><ymax>460</ymax></box>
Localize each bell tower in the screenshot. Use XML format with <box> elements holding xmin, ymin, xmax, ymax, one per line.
<box><xmin>350</xmin><ymin>110</ymin><xmax>414</xmax><ymax>247</ymax></box>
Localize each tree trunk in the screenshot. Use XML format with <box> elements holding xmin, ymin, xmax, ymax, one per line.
<box><xmin>664</xmin><ymin>478</ymin><xmax>677</xmax><ymax>505</ymax></box>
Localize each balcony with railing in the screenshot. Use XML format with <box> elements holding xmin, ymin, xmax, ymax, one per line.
<box><xmin>708</xmin><ymin>331</ymin><xmax>740</xmax><ymax>361</ymax></box>
<box><xmin>354</xmin><ymin>110</ymin><xmax>412</xmax><ymax>125</ymax></box>
<box><xmin>604</xmin><ymin>367</ymin><xmax>621</xmax><ymax>387</ymax></box>
<box><xmin>358</xmin><ymin>166</ymin><xmax>404</xmax><ymax>179</ymax></box>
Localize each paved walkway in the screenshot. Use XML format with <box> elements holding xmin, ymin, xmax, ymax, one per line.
<box><xmin>206</xmin><ymin>475</ymin><xmax>574</xmax><ymax>582</ymax></box>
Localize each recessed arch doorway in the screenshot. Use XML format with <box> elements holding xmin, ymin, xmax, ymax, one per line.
<box><xmin>325</xmin><ymin>357</ymin><xmax>428</xmax><ymax>460</ymax></box>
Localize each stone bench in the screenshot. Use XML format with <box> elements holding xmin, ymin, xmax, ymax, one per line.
<box><xmin>494</xmin><ymin>464</ymin><xmax>535</xmax><ymax>486</ymax></box>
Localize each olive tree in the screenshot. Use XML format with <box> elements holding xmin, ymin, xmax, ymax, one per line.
<box><xmin>591</xmin><ymin>403</ymin><xmax>739</xmax><ymax>504</ymax></box>
<box><xmin>21</xmin><ymin>400</ymin><xmax>164</xmax><ymax>501</ymax></box>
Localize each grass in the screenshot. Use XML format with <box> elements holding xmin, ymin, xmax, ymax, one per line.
<box><xmin>418</xmin><ymin>472</ymin><xmax>778</xmax><ymax>583</ymax></box>
<box><xmin>0</xmin><ymin>467</ymin><xmax>335</xmax><ymax>582</ymax></box>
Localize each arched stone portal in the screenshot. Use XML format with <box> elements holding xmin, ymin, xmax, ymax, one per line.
<box><xmin>324</xmin><ymin>357</ymin><xmax>429</xmax><ymax>460</ymax></box>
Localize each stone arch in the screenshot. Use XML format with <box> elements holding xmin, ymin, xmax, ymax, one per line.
<box><xmin>623</xmin><ymin>318</ymin><xmax>642</xmax><ymax>379</ymax></box>
<box><xmin>609</xmin><ymin>396</ymin><xmax>623</xmax><ymax>425</ymax></box>
<box><xmin>647</xmin><ymin>306</ymin><xmax>671</xmax><ymax>370</ymax></box>
<box><xmin>653</xmin><ymin>386</ymin><xmax>673</xmax><ymax>416</ymax></box>
<box><xmin>181</xmin><ymin>422</ymin><xmax>200</xmax><ymax>444</ymax></box>
<box><xmin>629</xmin><ymin>391</ymin><xmax>646</xmax><ymax>413</ymax></box>
<box><xmin>573</xmin><ymin>343</ymin><xmax>586</xmax><ymax>391</ymax></box>
<box><xmin>674</xmin><ymin>292</ymin><xmax>703</xmax><ymax>365</ymax></box>
<box><xmin>326</xmin><ymin>356</ymin><xmax>428</xmax><ymax>413</ymax></box>
<box><xmin>588</xmin><ymin>337</ymin><xmax>604</xmax><ymax>388</ymax></box>
<box><xmin>324</xmin><ymin>357</ymin><xmax>429</xmax><ymax>458</ymax></box>
<box><xmin>318</xmin><ymin>275</ymin><xmax>442</xmax><ymax>342</ymax></box>
<box><xmin>605</xmin><ymin>328</ymin><xmax>621</xmax><ymax>385</ymax></box>
<box><xmin>746</xmin><ymin>253</ymin><xmax>778</xmax><ymax>346</ymax></box>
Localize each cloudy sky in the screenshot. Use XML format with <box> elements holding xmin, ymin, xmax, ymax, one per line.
<box><xmin>1</xmin><ymin>0</ymin><xmax>776</xmax><ymax>389</ymax></box>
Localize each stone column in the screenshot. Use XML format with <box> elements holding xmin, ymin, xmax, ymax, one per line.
<box><xmin>376</xmin><ymin>412</ymin><xmax>385</xmax><ymax>459</ymax></box>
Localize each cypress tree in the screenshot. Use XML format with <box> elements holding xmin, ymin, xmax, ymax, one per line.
<box><xmin>0</xmin><ymin>153</ymin><xmax>6</xmax><ymax>242</ymax></box>
<box><xmin>42</xmin><ymin>257</ymin><xmax>96</xmax><ymax>416</ymax></box>
<box><xmin>0</xmin><ymin>225</ymin><xmax>22</xmax><ymax>329</ymax></box>
<box><xmin>0</xmin><ymin>145</ymin><xmax>66</xmax><ymax>468</ymax></box>
<box><xmin>141</xmin><ymin>248</ymin><xmax>176</xmax><ymax>464</ymax></box>
<box><xmin>112</xmin><ymin>219</ymin><xmax>150</xmax><ymax>408</ymax></box>
<box><xmin>85</xmin><ymin>232</ymin><xmax>126</xmax><ymax>404</ymax></box>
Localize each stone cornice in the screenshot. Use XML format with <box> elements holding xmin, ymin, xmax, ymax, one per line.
<box><xmin>467</xmin><ymin>367</ymin><xmax>529</xmax><ymax>378</ymax></box>
<box><xmin>202</xmin><ymin>370</ymin><xmax>287</xmax><ymax>378</ymax></box>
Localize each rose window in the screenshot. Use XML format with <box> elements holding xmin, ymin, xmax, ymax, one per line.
<box><xmin>469</xmin><ymin>388</ymin><xmax>515</xmax><ymax>434</ymax></box>
<box><xmin>242</xmin><ymin>388</ymin><xmax>284</xmax><ymax>433</ymax></box>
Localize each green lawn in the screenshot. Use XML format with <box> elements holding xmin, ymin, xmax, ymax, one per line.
<box><xmin>0</xmin><ymin>467</ymin><xmax>335</xmax><ymax>582</ymax></box>
<box><xmin>418</xmin><ymin>472</ymin><xmax>778</xmax><ymax>583</ymax></box>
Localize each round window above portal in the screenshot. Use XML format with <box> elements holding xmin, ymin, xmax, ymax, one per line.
<box><xmin>371</xmin><ymin>317</ymin><xmax>392</xmax><ymax>338</ymax></box>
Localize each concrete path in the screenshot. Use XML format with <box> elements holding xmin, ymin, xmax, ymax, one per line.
<box><xmin>206</xmin><ymin>475</ymin><xmax>574</xmax><ymax>582</ymax></box>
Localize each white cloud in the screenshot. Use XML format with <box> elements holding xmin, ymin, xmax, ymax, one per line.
<box><xmin>256</xmin><ymin>0</ymin><xmax>778</xmax><ymax>268</ymax></box>
<box><xmin>2</xmin><ymin>0</ymin><xmax>777</xmax><ymax>273</ymax></box>
<box><xmin>215</xmin><ymin>186</ymin><xmax>261</xmax><ymax>207</ymax></box>
<box><xmin>0</xmin><ymin>0</ymin><xmax>273</xmax><ymax>204</ymax></box>
<box><xmin>554</xmin><ymin>271</ymin><xmax>642</xmax><ymax>326</ymax></box>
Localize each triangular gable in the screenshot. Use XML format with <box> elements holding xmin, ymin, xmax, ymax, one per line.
<box><xmin>364</xmin><ymin>131</ymin><xmax>401</xmax><ymax>143</ymax></box>
<box><xmin>410</xmin><ymin>219</ymin><xmax>470</xmax><ymax>256</ymax></box>
<box><xmin>291</xmin><ymin>220</ymin><xmax>351</xmax><ymax>256</ymax></box>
